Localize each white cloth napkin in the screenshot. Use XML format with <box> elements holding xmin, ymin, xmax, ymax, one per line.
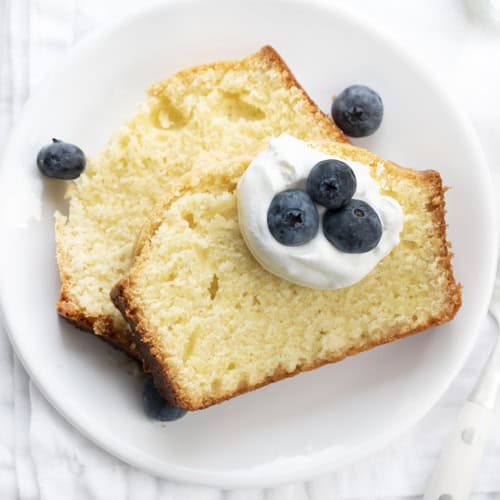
<box><xmin>25</xmin><ymin>320</ymin><xmax>500</xmax><ymax>500</ymax></box>
<box><xmin>2</xmin><ymin>0</ymin><xmax>500</xmax><ymax>498</ymax></box>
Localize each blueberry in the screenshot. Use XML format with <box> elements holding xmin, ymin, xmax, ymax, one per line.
<box><xmin>143</xmin><ymin>376</ymin><xmax>187</xmax><ymax>421</ymax></box>
<box><xmin>323</xmin><ymin>199</ymin><xmax>382</xmax><ymax>253</ymax></box>
<box><xmin>332</xmin><ymin>85</ymin><xmax>383</xmax><ymax>137</ymax></box>
<box><xmin>267</xmin><ymin>190</ymin><xmax>319</xmax><ymax>246</ymax></box>
<box><xmin>37</xmin><ymin>138</ymin><xmax>86</xmax><ymax>179</ymax></box>
<box><xmin>306</xmin><ymin>159</ymin><xmax>356</xmax><ymax>210</ymax></box>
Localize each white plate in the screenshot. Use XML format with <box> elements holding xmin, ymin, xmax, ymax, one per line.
<box><xmin>0</xmin><ymin>0</ymin><xmax>496</xmax><ymax>489</ymax></box>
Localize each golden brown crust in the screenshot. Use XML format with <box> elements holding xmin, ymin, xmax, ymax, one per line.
<box><xmin>55</xmin><ymin>215</ymin><xmax>140</xmax><ymax>357</ymax></box>
<box><xmin>55</xmin><ymin>45</ymin><xmax>348</xmax><ymax>355</ymax></box>
<box><xmin>256</xmin><ymin>45</ymin><xmax>348</xmax><ymax>144</ymax></box>
<box><xmin>111</xmin><ymin>141</ymin><xmax>462</xmax><ymax>411</ymax></box>
<box><xmin>111</xmin><ymin>280</ymin><xmax>185</xmax><ymax>406</ymax></box>
<box><xmin>57</xmin><ymin>291</ymin><xmax>139</xmax><ymax>355</ymax></box>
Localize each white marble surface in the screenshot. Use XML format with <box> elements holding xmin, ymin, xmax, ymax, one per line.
<box><xmin>1</xmin><ymin>0</ymin><xmax>500</xmax><ymax>498</ymax></box>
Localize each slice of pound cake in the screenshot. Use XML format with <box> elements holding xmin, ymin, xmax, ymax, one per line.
<box><xmin>55</xmin><ymin>46</ymin><xmax>348</xmax><ymax>356</ymax></box>
<box><xmin>112</xmin><ymin>136</ymin><xmax>461</xmax><ymax>410</ymax></box>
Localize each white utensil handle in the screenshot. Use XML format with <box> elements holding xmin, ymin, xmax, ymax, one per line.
<box><xmin>423</xmin><ymin>401</ymin><xmax>494</xmax><ymax>500</ymax></box>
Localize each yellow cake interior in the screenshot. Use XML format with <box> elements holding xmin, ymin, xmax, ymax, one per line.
<box><xmin>116</xmin><ymin>141</ymin><xmax>461</xmax><ymax>409</ymax></box>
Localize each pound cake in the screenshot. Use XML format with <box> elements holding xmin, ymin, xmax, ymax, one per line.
<box><xmin>112</xmin><ymin>139</ymin><xmax>461</xmax><ymax>410</ymax></box>
<box><xmin>55</xmin><ymin>46</ymin><xmax>348</xmax><ymax>356</ymax></box>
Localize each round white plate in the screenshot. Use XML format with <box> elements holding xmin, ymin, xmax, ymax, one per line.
<box><xmin>0</xmin><ymin>0</ymin><xmax>496</xmax><ymax>489</ymax></box>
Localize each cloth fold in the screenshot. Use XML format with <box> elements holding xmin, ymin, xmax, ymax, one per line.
<box><xmin>2</xmin><ymin>0</ymin><xmax>500</xmax><ymax>498</ymax></box>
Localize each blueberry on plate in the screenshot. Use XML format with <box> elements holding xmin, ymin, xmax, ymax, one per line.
<box><xmin>306</xmin><ymin>159</ymin><xmax>356</xmax><ymax>210</ymax></box>
<box><xmin>37</xmin><ymin>138</ymin><xmax>86</xmax><ymax>179</ymax></box>
<box><xmin>267</xmin><ymin>189</ymin><xmax>319</xmax><ymax>246</ymax></box>
<box><xmin>323</xmin><ymin>199</ymin><xmax>382</xmax><ymax>253</ymax></box>
<box><xmin>331</xmin><ymin>85</ymin><xmax>383</xmax><ymax>138</ymax></box>
<box><xmin>143</xmin><ymin>376</ymin><xmax>187</xmax><ymax>421</ymax></box>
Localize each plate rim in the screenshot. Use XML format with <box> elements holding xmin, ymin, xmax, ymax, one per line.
<box><xmin>0</xmin><ymin>0</ymin><xmax>497</xmax><ymax>488</ymax></box>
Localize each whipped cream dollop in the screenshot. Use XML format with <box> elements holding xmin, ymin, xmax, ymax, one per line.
<box><xmin>236</xmin><ymin>134</ymin><xmax>404</xmax><ymax>290</ymax></box>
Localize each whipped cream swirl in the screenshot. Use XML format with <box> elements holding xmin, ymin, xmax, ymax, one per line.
<box><xmin>236</xmin><ymin>134</ymin><xmax>404</xmax><ymax>290</ymax></box>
